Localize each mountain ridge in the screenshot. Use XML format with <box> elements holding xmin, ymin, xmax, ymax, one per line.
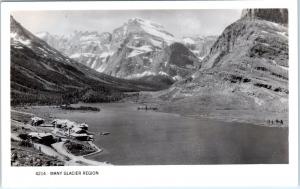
<box><xmin>10</xmin><ymin>16</ymin><xmax>167</xmax><ymax>105</ymax></box>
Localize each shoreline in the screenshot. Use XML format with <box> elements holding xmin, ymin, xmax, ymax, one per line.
<box><xmin>13</xmin><ymin>100</ymin><xmax>288</xmax><ymax>128</ymax></box>
<box><xmin>123</xmin><ymin>99</ymin><xmax>288</xmax><ymax>128</ymax></box>
<box><xmin>11</xmin><ymin>108</ymin><xmax>109</xmax><ymax>166</ymax></box>
<box><xmin>163</xmin><ymin>111</ymin><xmax>288</xmax><ymax>128</ymax></box>
<box><xmin>120</xmin><ymin>91</ymin><xmax>289</xmax><ymax>128</ymax></box>
<box><xmin>51</xmin><ymin>142</ymin><xmax>108</xmax><ymax>166</ymax></box>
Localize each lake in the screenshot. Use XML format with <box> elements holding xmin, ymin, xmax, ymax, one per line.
<box><xmin>53</xmin><ymin>102</ymin><xmax>288</xmax><ymax>165</ymax></box>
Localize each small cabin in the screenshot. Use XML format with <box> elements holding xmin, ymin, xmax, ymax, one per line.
<box><xmin>31</xmin><ymin>117</ymin><xmax>45</xmax><ymax>126</ymax></box>
<box><xmin>28</xmin><ymin>132</ymin><xmax>55</xmax><ymax>145</ymax></box>
<box><xmin>70</xmin><ymin>133</ymin><xmax>93</xmax><ymax>141</ymax></box>
<box><xmin>69</xmin><ymin>127</ymin><xmax>93</xmax><ymax>141</ymax></box>
<box><xmin>52</xmin><ymin>119</ymin><xmax>77</xmax><ymax>129</ymax></box>
<box><xmin>78</xmin><ymin>123</ymin><xmax>88</xmax><ymax>130</ymax></box>
<box><xmin>71</xmin><ymin>127</ymin><xmax>88</xmax><ymax>134</ymax></box>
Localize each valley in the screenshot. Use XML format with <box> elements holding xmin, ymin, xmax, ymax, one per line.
<box><xmin>10</xmin><ymin>8</ymin><xmax>289</xmax><ymax>165</ymax></box>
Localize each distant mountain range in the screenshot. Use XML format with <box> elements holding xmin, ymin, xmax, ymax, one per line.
<box><xmin>36</xmin><ymin>31</ymin><xmax>113</xmax><ymax>71</ymax></box>
<box><xmin>37</xmin><ymin>18</ymin><xmax>217</xmax><ymax>82</ymax></box>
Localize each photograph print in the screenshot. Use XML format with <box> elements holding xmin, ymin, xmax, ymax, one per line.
<box><xmin>10</xmin><ymin>9</ymin><xmax>289</xmax><ymax>166</ymax></box>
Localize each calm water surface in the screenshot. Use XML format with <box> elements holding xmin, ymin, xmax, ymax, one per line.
<box><xmin>53</xmin><ymin>102</ymin><xmax>288</xmax><ymax>165</ymax></box>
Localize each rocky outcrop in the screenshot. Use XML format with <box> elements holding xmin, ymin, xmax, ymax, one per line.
<box><xmin>241</xmin><ymin>9</ymin><xmax>288</xmax><ymax>25</ymax></box>
<box><xmin>201</xmin><ymin>17</ymin><xmax>288</xmax><ymax>70</ymax></box>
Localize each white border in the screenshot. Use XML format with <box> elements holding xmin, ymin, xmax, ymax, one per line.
<box><xmin>1</xmin><ymin>1</ymin><xmax>298</xmax><ymax>187</ymax></box>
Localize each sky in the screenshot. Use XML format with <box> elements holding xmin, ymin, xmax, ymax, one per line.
<box><xmin>12</xmin><ymin>10</ymin><xmax>242</xmax><ymax>38</ymax></box>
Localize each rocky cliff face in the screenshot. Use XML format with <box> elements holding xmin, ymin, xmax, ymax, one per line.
<box><xmin>241</xmin><ymin>9</ymin><xmax>288</xmax><ymax>25</ymax></box>
<box><xmin>152</xmin><ymin>9</ymin><xmax>289</xmax><ymax>126</ymax></box>
<box><xmin>201</xmin><ymin>19</ymin><xmax>288</xmax><ymax>70</ymax></box>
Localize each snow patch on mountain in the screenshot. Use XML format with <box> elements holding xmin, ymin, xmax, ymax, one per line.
<box><xmin>100</xmin><ymin>51</ymin><xmax>114</xmax><ymax>59</ymax></box>
<box><xmin>182</xmin><ymin>37</ymin><xmax>195</xmax><ymax>45</ymax></box>
<box><xmin>277</xmin><ymin>31</ymin><xmax>288</xmax><ymax>38</ymax></box>
<box><xmin>149</xmin><ymin>38</ymin><xmax>163</xmax><ymax>48</ymax></box>
<box><xmin>70</xmin><ymin>52</ymin><xmax>97</xmax><ymax>59</ymax></box>
<box><xmin>11</xmin><ymin>32</ymin><xmax>31</xmax><ymax>47</ymax></box>
<box><xmin>36</xmin><ymin>31</ymin><xmax>49</xmax><ymax>39</ymax></box>
<box><xmin>181</xmin><ymin>35</ymin><xmax>218</xmax><ymax>60</ymax></box>
<box><xmin>126</xmin><ymin>70</ymin><xmax>171</xmax><ymax>79</ymax></box>
<box><xmin>158</xmin><ymin>71</ymin><xmax>169</xmax><ymax>76</ymax></box>
<box><xmin>69</xmin><ymin>53</ymin><xmax>81</xmax><ymax>59</ymax></box>
<box><xmin>96</xmin><ymin>65</ymin><xmax>106</xmax><ymax>72</ymax></box>
<box><xmin>279</xmin><ymin>65</ymin><xmax>288</xmax><ymax>71</ymax></box>
<box><xmin>126</xmin><ymin>71</ymin><xmax>156</xmax><ymax>79</ymax></box>
<box><xmin>127</xmin><ymin>45</ymin><xmax>153</xmax><ymax>58</ymax></box>
<box><xmin>271</xmin><ymin>60</ymin><xmax>289</xmax><ymax>71</ymax></box>
<box><xmin>172</xmin><ymin>75</ymin><xmax>182</xmax><ymax>81</ymax></box>
<box><xmin>136</xmin><ymin>18</ymin><xmax>175</xmax><ymax>45</ymax></box>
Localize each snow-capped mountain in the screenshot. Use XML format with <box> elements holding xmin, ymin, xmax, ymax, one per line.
<box><xmin>110</xmin><ymin>17</ymin><xmax>176</xmax><ymax>50</ymax></box>
<box><xmin>181</xmin><ymin>35</ymin><xmax>217</xmax><ymax>60</ymax></box>
<box><xmin>101</xmin><ymin>18</ymin><xmax>199</xmax><ymax>80</ymax></box>
<box><xmin>37</xmin><ymin>18</ymin><xmax>200</xmax><ymax>82</ymax></box>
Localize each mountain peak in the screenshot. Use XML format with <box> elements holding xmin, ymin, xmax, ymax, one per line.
<box><xmin>36</xmin><ymin>31</ymin><xmax>51</xmax><ymax>38</ymax></box>
<box><xmin>127</xmin><ymin>17</ymin><xmax>164</xmax><ymax>29</ymax></box>
<box><xmin>122</xmin><ymin>17</ymin><xmax>175</xmax><ymax>43</ymax></box>
<box><xmin>10</xmin><ymin>15</ymin><xmax>22</xmax><ymax>33</ymax></box>
<box><xmin>128</xmin><ymin>17</ymin><xmax>145</xmax><ymax>23</ymax></box>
